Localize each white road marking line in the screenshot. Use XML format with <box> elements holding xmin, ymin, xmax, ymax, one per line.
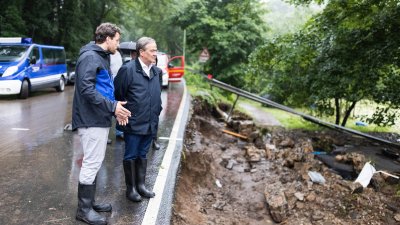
<box><xmin>11</xmin><ymin>128</ymin><xmax>30</xmax><ymax>131</ymax></box>
<box><xmin>158</xmin><ymin>137</ymin><xmax>183</xmax><ymax>141</ymax></box>
<box><xmin>141</xmin><ymin>83</ymin><xmax>187</xmax><ymax>225</ymax></box>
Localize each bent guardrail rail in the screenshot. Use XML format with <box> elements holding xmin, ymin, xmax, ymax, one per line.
<box><xmin>188</xmin><ymin>69</ymin><xmax>400</xmax><ymax>149</ymax></box>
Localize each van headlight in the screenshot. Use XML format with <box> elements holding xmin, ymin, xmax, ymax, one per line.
<box><xmin>2</xmin><ymin>66</ymin><xmax>18</xmax><ymax>77</ymax></box>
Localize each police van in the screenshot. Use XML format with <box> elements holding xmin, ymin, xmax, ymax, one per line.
<box><xmin>0</xmin><ymin>37</ymin><xmax>67</xmax><ymax>98</ymax></box>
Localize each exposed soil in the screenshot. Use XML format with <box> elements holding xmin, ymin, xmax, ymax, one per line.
<box><xmin>171</xmin><ymin>98</ymin><xmax>400</xmax><ymax>225</ymax></box>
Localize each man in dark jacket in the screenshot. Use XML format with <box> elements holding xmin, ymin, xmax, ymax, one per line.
<box><xmin>72</xmin><ymin>22</ymin><xmax>131</xmax><ymax>225</ymax></box>
<box><xmin>114</xmin><ymin>37</ymin><xmax>162</xmax><ymax>202</ymax></box>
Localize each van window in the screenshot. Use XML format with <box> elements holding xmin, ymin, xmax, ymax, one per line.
<box><xmin>42</xmin><ymin>48</ymin><xmax>66</xmax><ymax>65</ymax></box>
<box><xmin>29</xmin><ymin>47</ymin><xmax>40</xmax><ymax>63</ymax></box>
<box><xmin>0</xmin><ymin>45</ymin><xmax>29</xmax><ymax>62</ymax></box>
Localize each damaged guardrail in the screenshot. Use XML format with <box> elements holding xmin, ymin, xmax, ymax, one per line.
<box><xmin>188</xmin><ymin>69</ymin><xmax>400</xmax><ymax>148</ymax></box>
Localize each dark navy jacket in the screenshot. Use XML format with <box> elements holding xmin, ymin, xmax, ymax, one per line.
<box><xmin>114</xmin><ymin>58</ymin><xmax>162</xmax><ymax>135</ymax></box>
<box><xmin>72</xmin><ymin>43</ymin><xmax>117</xmax><ymax>130</ymax></box>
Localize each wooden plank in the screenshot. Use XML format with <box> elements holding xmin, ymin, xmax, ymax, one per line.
<box><xmin>222</xmin><ymin>129</ymin><xmax>248</xmax><ymax>140</ymax></box>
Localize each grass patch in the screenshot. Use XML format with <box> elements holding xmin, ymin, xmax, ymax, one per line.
<box><xmin>262</xmin><ymin>107</ymin><xmax>321</xmax><ymax>130</ymax></box>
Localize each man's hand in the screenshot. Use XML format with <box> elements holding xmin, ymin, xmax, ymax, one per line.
<box><xmin>115</xmin><ymin>101</ymin><xmax>131</xmax><ymax>125</ymax></box>
<box><xmin>116</xmin><ymin>115</ymin><xmax>128</xmax><ymax>126</ymax></box>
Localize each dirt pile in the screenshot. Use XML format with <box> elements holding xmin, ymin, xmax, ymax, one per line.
<box><xmin>171</xmin><ymin>99</ymin><xmax>400</xmax><ymax>225</ymax></box>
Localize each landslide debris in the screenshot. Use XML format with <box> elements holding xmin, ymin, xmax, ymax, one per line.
<box><xmin>172</xmin><ymin>98</ymin><xmax>400</xmax><ymax>225</ymax></box>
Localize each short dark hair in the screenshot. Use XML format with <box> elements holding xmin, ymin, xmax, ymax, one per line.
<box><xmin>94</xmin><ymin>23</ymin><xmax>121</xmax><ymax>44</ymax></box>
<box><xmin>136</xmin><ymin>37</ymin><xmax>156</xmax><ymax>52</ymax></box>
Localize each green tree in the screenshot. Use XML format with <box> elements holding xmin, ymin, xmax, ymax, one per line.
<box><xmin>251</xmin><ymin>0</ymin><xmax>400</xmax><ymax>127</ymax></box>
<box><xmin>118</xmin><ymin>0</ymin><xmax>184</xmax><ymax>54</ymax></box>
<box><xmin>0</xmin><ymin>1</ymin><xmax>26</xmax><ymax>37</ymax></box>
<box><xmin>174</xmin><ymin>0</ymin><xmax>267</xmax><ymax>87</ymax></box>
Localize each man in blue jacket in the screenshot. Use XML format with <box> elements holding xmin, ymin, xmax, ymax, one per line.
<box><xmin>72</xmin><ymin>22</ymin><xmax>131</xmax><ymax>225</ymax></box>
<box><xmin>114</xmin><ymin>37</ymin><xmax>162</xmax><ymax>202</ymax></box>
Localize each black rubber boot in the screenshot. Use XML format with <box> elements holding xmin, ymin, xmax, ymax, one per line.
<box><xmin>135</xmin><ymin>158</ymin><xmax>155</xmax><ymax>198</ymax></box>
<box><xmin>92</xmin><ymin>178</ymin><xmax>112</xmax><ymax>212</ymax></box>
<box><xmin>123</xmin><ymin>160</ymin><xmax>142</xmax><ymax>202</ymax></box>
<box><xmin>152</xmin><ymin>137</ymin><xmax>160</xmax><ymax>150</ymax></box>
<box><xmin>76</xmin><ymin>183</ymin><xmax>107</xmax><ymax>225</ymax></box>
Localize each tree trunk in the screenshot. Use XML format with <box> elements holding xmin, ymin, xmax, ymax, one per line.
<box><xmin>335</xmin><ymin>98</ymin><xmax>340</xmax><ymax>125</ymax></box>
<box><xmin>341</xmin><ymin>101</ymin><xmax>357</xmax><ymax>127</ymax></box>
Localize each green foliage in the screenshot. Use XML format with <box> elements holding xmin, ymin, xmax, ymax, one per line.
<box><xmin>173</xmin><ymin>0</ymin><xmax>267</xmax><ymax>87</ymax></box>
<box><xmin>287</xmin><ymin>0</ymin><xmax>325</xmax><ymax>5</ymax></box>
<box><xmin>185</xmin><ymin>65</ymin><xmax>231</xmax><ymax>106</ymax></box>
<box><xmin>0</xmin><ymin>0</ymin><xmax>186</xmax><ymax>59</ymax></box>
<box><xmin>117</xmin><ymin>0</ymin><xmax>185</xmax><ymax>55</ymax></box>
<box><xmin>250</xmin><ymin>0</ymin><xmax>400</xmax><ymax>127</ymax></box>
<box><xmin>0</xmin><ymin>3</ymin><xmax>26</xmax><ymax>36</ymax></box>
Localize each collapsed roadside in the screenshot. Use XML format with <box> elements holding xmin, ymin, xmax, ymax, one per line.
<box><xmin>172</xmin><ymin>97</ymin><xmax>400</xmax><ymax>225</ymax></box>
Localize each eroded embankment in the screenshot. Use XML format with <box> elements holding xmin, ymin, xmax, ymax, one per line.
<box><xmin>172</xmin><ymin>98</ymin><xmax>400</xmax><ymax>225</ymax></box>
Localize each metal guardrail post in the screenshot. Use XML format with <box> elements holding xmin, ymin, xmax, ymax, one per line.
<box><xmin>227</xmin><ymin>95</ymin><xmax>239</xmax><ymax>122</ymax></box>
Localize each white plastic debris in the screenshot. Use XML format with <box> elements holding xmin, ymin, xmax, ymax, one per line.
<box><xmin>354</xmin><ymin>162</ymin><xmax>376</xmax><ymax>188</ymax></box>
<box><xmin>215</xmin><ymin>179</ymin><xmax>222</xmax><ymax>188</ymax></box>
<box><xmin>308</xmin><ymin>171</ymin><xmax>326</xmax><ymax>184</ymax></box>
<box><xmin>354</xmin><ymin>162</ymin><xmax>399</xmax><ymax>188</ymax></box>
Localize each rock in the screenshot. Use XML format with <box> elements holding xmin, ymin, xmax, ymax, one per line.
<box><xmin>306</xmin><ymin>192</ymin><xmax>316</xmax><ymax>202</ymax></box>
<box><xmin>219</xmin><ymin>144</ymin><xmax>227</xmax><ymax>151</ymax></box>
<box><xmin>335</xmin><ymin>154</ymin><xmax>344</xmax><ymax>161</ymax></box>
<box><xmin>246</xmin><ymin>145</ymin><xmax>263</xmax><ymax>162</ymax></box>
<box><xmin>298</xmin><ymin>163</ymin><xmax>312</xmax><ymax>181</ymax></box>
<box><xmin>350</xmin><ymin>211</ymin><xmax>360</xmax><ymax>220</ymax></box>
<box><xmin>248</xmin><ymin>202</ymin><xmax>265</xmax><ymax>212</ymax></box>
<box><xmin>212</xmin><ymin>200</ymin><xmax>226</xmax><ymax>210</ymax></box>
<box><xmin>394</xmin><ymin>213</ymin><xmax>400</xmax><ymax>222</ymax></box>
<box><xmin>248</xmin><ymin>131</ymin><xmax>260</xmax><ymax>143</ymax></box>
<box><xmin>311</xmin><ymin>210</ymin><xmax>324</xmax><ymax>221</ymax></box>
<box><xmin>335</xmin><ymin>180</ymin><xmax>354</xmax><ymax>192</ymax></box>
<box><xmin>294</xmin><ymin>192</ymin><xmax>305</xmax><ymax>201</ymax></box>
<box><xmin>227</xmin><ymin>119</ymin><xmax>240</xmax><ymax>132</ymax></box>
<box><xmin>326</xmin><ymin>200</ymin><xmax>335</xmax><ymax>208</ymax></box>
<box><xmin>265</xmin><ymin>183</ymin><xmax>289</xmax><ymax>223</ymax></box>
<box><xmin>278</xmin><ymin>137</ymin><xmax>295</xmax><ymax>148</ymax></box>
<box><xmin>351</xmin><ymin>182</ymin><xmax>364</xmax><ymax>194</ymax></box>
<box><xmin>283</xmin><ymin>158</ymin><xmax>294</xmax><ymax>168</ymax></box>
<box><xmin>296</xmin><ymin>201</ymin><xmax>305</xmax><ymax>209</ymax></box>
<box><xmin>265</xmin><ymin>149</ymin><xmax>274</xmax><ymax>160</ymax></box>
<box><xmin>306</xmin><ymin>180</ymin><xmax>314</xmax><ymax>190</ymax></box>
<box><xmin>219</xmin><ymin>158</ymin><xmax>229</xmax><ymax>168</ymax></box>
<box><xmin>226</xmin><ymin>159</ymin><xmax>236</xmax><ymax>170</ymax></box>
<box><xmin>238</xmin><ymin>120</ymin><xmax>255</xmax><ymax>136</ymax></box>
<box><xmin>300</xmin><ymin>139</ymin><xmax>314</xmax><ymax>153</ymax></box>
<box><xmin>279</xmin><ymin>173</ymin><xmax>293</xmax><ymax>184</ymax></box>
<box><xmin>349</xmin><ymin>153</ymin><xmax>366</xmax><ymax>172</ymax></box>
<box><xmin>254</xmin><ymin>136</ymin><xmax>266</xmax><ymax>149</ymax></box>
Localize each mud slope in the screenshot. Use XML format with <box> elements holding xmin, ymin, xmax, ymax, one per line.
<box><xmin>172</xmin><ymin>98</ymin><xmax>400</xmax><ymax>225</ymax></box>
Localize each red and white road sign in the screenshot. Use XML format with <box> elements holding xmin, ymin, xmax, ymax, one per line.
<box><xmin>199</xmin><ymin>48</ymin><xmax>210</xmax><ymax>63</ymax></box>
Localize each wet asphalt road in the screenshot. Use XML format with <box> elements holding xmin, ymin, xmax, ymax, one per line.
<box><xmin>0</xmin><ymin>82</ymin><xmax>185</xmax><ymax>225</ymax></box>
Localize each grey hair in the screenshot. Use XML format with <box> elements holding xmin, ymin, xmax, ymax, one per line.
<box><xmin>136</xmin><ymin>37</ymin><xmax>156</xmax><ymax>52</ymax></box>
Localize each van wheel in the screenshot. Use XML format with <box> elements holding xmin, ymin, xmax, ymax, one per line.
<box><xmin>19</xmin><ymin>80</ymin><xmax>29</xmax><ymax>99</ymax></box>
<box><xmin>56</xmin><ymin>77</ymin><xmax>65</xmax><ymax>92</ymax></box>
